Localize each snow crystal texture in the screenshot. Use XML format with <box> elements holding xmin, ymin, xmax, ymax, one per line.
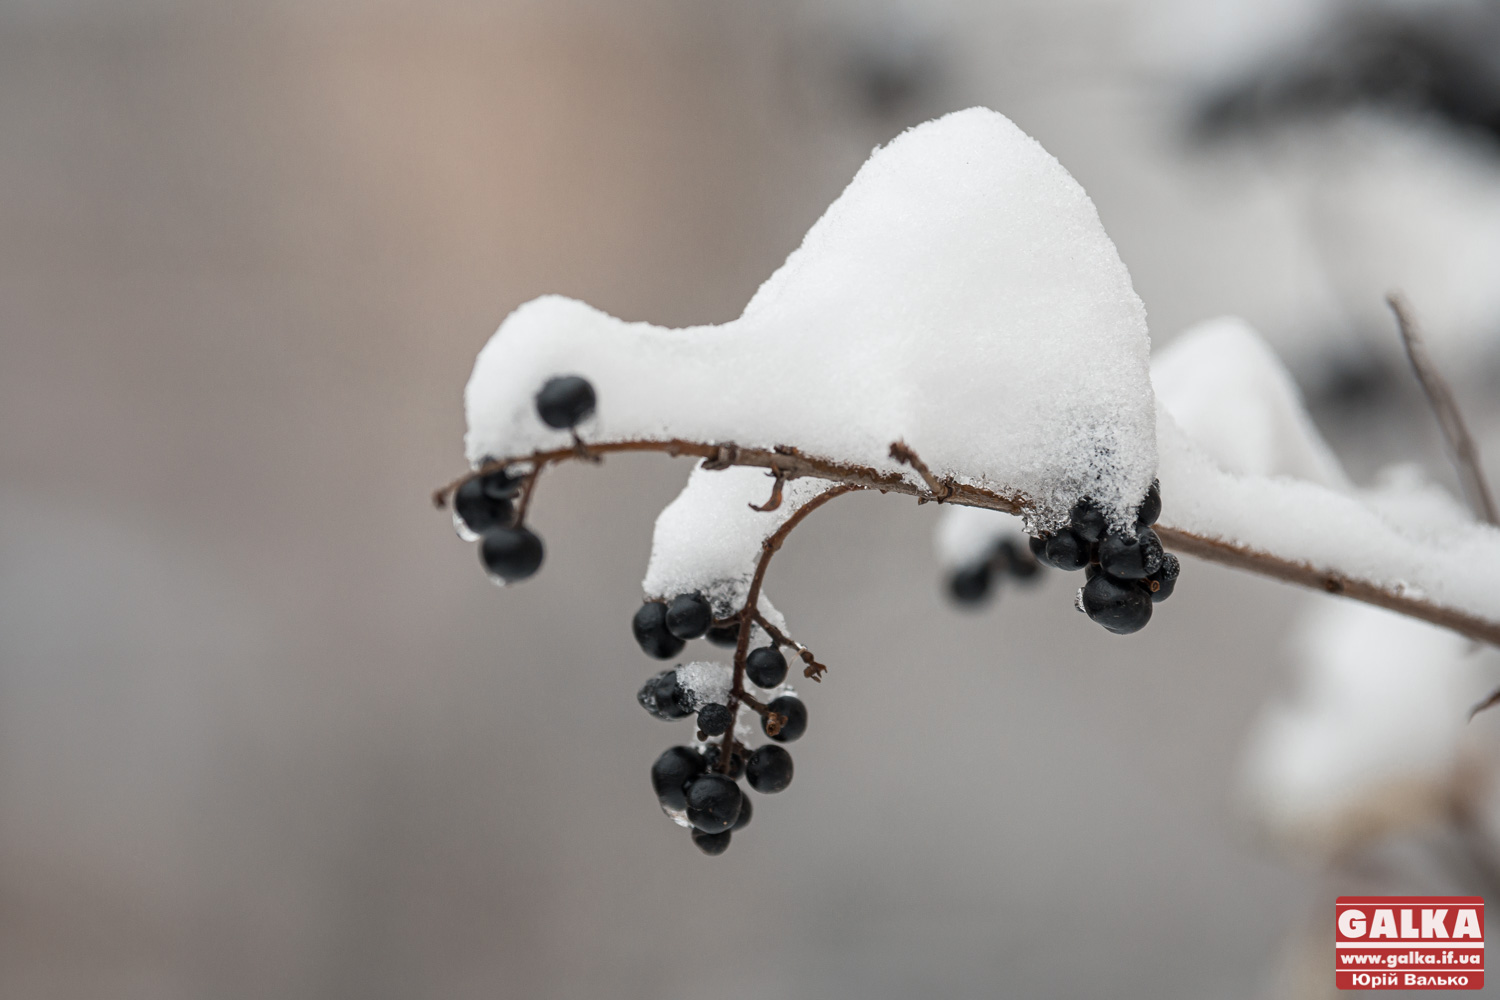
<box><xmin>466</xmin><ymin>108</ymin><xmax>1156</xmax><ymax>532</ymax></box>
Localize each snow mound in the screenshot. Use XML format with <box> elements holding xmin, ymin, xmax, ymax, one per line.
<box><xmin>1152</xmin><ymin>316</ymin><xmax>1348</xmax><ymax>489</ymax></box>
<box><xmin>1240</xmin><ymin>598</ymin><xmax>1494</xmax><ymax>854</ymax></box>
<box><xmin>465</xmin><ymin>107</ymin><xmax>1155</xmax><ymax>532</ymax></box>
<box><xmin>642</xmin><ymin>463</ymin><xmax>838</xmax><ymax>615</ymax></box>
<box><xmin>1153</xmin><ymin>318</ymin><xmax>1500</xmax><ymax>628</ymax></box>
<box><xmin>936</xmin><ymin>313</ymin><xmax>1348</xmax><ymax>573</ymax></box>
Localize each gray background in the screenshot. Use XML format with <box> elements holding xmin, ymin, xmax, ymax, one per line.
<box><xmin>2</xmin><ymin>1</ymin><xmax>1497</xmax><ymax>997</ymax></box>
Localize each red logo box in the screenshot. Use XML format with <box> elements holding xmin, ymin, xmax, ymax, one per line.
<box><xmin>1337</xmin><ymin>897</ymin><xmax>1484</xmax><ymax>990</ymax></box>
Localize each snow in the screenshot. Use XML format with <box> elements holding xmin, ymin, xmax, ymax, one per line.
<box><xmin>462</xmin><ymin>106</ymin><xmax>1500</xmax><ymax>641</ymax></box>
<box><xmin>936</xmin><ymin>313</ymin><xmax>1348</xmax><ymax>573</ymax></box>
<box><xmin>465</xmin><ymin>107</ymin><xmax>1156</xmax><ymax>533</ymax></box>
<box><xmin>642</xmin><ymin>463</ymin><xmax>839</xmax><ymax>615</ymax></box>
<box><xmin>1153</xmin><ymin>323</ymin><xmax>1500</xmax><ymax>625</ymax></box>
<box><xmin>1239</xmin><ymin>598</ymin><xmax>1494</xmax><ymax>854</ymax></box>
<box><xmin>674</xmin><ymin>661</ymin><xmax>732</xmax><ymax>708</ymax></box>
<box><xmin>1151</xmin><ymin>317</ymin><xmax>1348</xmax><ymax>489</ymax></box>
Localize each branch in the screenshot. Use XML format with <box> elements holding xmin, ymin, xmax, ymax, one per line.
<box><xmin>889</xmin><ymin>440</ymin><xmax>954</xmax><ymax>501</ymax></box>
<box><xmin>752</xmin><ymin>610</ymin><xmax>828</xmax><ymax>681</ymax></box>
<box><xmin>719</xmin><ymin>484</ymin><xmax>859</xmax><ymax>770</ymax></box>
<box><xmin>435</xmin><ymin>438</ymin><xmax>1500</xmax><ymax>648</ymax></box>
<box><xmin>432</xmin><ymin>439</ymin><xmax>1008</xmax><ymax>512</ymax></box>
<box><xmin>1388</xmin><ymin>293</ymin><xmax>1499</xmax><ymax>527</ymax></box>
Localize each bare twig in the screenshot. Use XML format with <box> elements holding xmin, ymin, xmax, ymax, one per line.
<box><xmin>889</xmin><ymin>439</ymin><xmax>954</xmax><ymax>501</ymax></box>
<box><xmin>512</xmin><ymin>469</ymin><xmax>540</xmax><ymax>527</ymax></box>
<box><xmin>748</xmin><ymin>471</ymin><xmax>786</xmax><ymax>512</ymax></box>
<box><xmin>718</xmin><ymin>484</ymin><xmax>859</xmax><ymax>771</ymax></box>
<box><xmin>570</xmin><ymin>429</ymin><xmax>601</xmax><ymax>463</ymax></box>
<box><xmin>750</xmin><ymin>610</ymin><xmax>828</xmax><ymax>680</ymax></box>
<box><xmin>1154</xmin><ymin>526</ymin><xmax>1500</xmax><ymax>647</ymax></box>
<box><xmin>435</xmin><ymin>438</ymin><xmax>1500</xmax><ymax>648</ymax></box>
<box><xmin>1469</xmin><ymin>688</ymin><xmax>1500</xmax><ymax>722</ymax></box>
<box><xmin>1388</xmin><ymin>293</ymin><xmax>1499</xmax><ymax>527</ymax></box>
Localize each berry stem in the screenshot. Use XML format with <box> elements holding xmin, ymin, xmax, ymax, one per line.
<box><xmin>750</xmin><ymin>611</ymin><xmax>827</xmax><ymax>681</ymax></box>
<box><xmin>888</xmin><ymin>439</ymin><xmax>954</xmax><ymax>501</ymax></box>
<box><xmin>718</xmin><ymin>484</ymin><xmax>859</xmax><ymax>772</ymax></box>
<box><xmin>1388</xmin><ymin>293</ymin><xmax>1499</xmax><ymax>527</ymax></box>
<box><xmin>511</xmin><ymin>469</ymin><xmax>541</xmax><ymax>527</ymax></box>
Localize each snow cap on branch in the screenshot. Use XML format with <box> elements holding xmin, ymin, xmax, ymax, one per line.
<box><xmin>643</xmin><ymin>463</ymin><xmax>836</xmax><ymax>616</ymax></box>
<box><xmin>464</xmin><ymin>107</ymin><xmax>1156</xmax><ymax>530</ymax></box>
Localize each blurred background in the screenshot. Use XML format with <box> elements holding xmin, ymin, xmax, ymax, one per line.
<box><xmin>4</xmin><ymin>0</ymin><xmax>1500</xmax><ymax>996</ymax></box>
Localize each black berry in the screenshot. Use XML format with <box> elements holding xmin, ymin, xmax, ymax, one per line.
<box><xmin>1070</xmin><ymin>499</ymin><xmax>1109</xmax><ymax>544</ymax></box>
<box><xmin>704</xmin><ymin>743</ymin><xmax>746</xmax><ymax>779</ymax></box>
<box><xmin>535</xmin><ymin>375</ymin><xmax>596</xmax><ymax>429</ymax></box>
<box><xmin>665</xmin><ymin>593</ymin><xmax>713</xmax><ymax>640</ymax></box>
<box><xmin>632</xmin><ymin>602</ymin><xmax>686</xmax><ymax>659</ymax></box>
<box><xmin>1043</xmin><ymin>528</ymin><xmax>1090</xmax><ymax>572</ymax></box>
<box><xmin>479</xmin><ymin>526</ymin><xmax>544</xmax><ymax>582</ymax></box>
<box><xmin>947</xmin><ymin>563</ymin><xmax>992</xmax><ymax>605</ymax></box>
<box><xmin>1029</xmin><ymin>534</ymin><xmax>1055</xmax><ymax>568</ymax></box>
<box><xmin>691</xmin><ymin>828</ymin><xmax>732</xmax><ymax>855</ymax></box>
<box><xmin>1080</xmin><ymin>573</ymin><xmax>1153</xmax><ymax>634</ymax></box>
<box><xmin>685</xmin><ymin>773</ymin><xmax>743</xmax><ymax>833</ymax></box>
<box><xmin>1146</xmin><ymin>552</ymin><xmax>1179</xmax><ymax>603</ymax></box>
<box><xmin>705</xmin><ymin>621</ymin><xmax>741</xmax><ymax>648</ymax></box>
<box><xmin>764</xmin><ymin>696</ymin><xmax>807</xmax><ymax>743</ymax></box>
<box><xmin>1097</xmin><ymin>527</ymin><xmax>1163</xmax><ymax>580</ymax></box>
<box><xmin>638</xmin><ymin>669</ymin><xmax>693</xmax><ymax>721</ymax></box>
<box><xmin>746</xmin><ymin>745</ymin><xmax>794</xmax><ymax>793</ymax></box>
<box><xmin>1136</xmin><ymin>479</ymin><xmax>1161</xmax><ymax>527</ymax></box>
<box><xmin>998</xmin><ymin>539</ymin><xmax>1041</xmax><ymax>583</ymax></box>
<box><xmin>732</xmin><ymin>794</ymin><xmax>753</xmax><ymax>830</ymax></box>
<box><xmin>453</xmin><ymin>476</ymin><xmax>515</xmax><ymax>534</ymax></box>
<box><xmin>745</xmin><ymin>646</ymin><xmax>788</xmax><ymax>688</ymax></box>
<box><xmin>651</xmin><ymin>746</ymin><xmax>706</xmax><ymax>811</ymax></box>
<box><xmin>697</xmin><ymin>703</ymin><xmax>733</xmax><ymax>736</ymax></box>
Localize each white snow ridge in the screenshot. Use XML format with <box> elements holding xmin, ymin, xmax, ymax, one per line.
<box><xmin>465</xmin><ymin>107</ymin><xmax>1157</xmax><ymax>543</ymax></box>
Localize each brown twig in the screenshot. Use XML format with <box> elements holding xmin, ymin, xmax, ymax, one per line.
<box><xmin>512</xmin><ymin>469</ymin><xmax>540</xmax><ymax>527</ymax></box>
<box><xmin>889</xmin><ymin>439</ymin><xmax>954</xmax><ymax>501</ymax></box>
<box><xmin>751</xmin><ymin>610</ymin><xmax>828</xmax><ymax>681</ymax></box>
<box><xmin>432</xmin><ymin>439</ymin><xmax>980</xmax><ymax>511</ymax></box>
<box><xmin>435</xmin><ymin>438</ymin><xmax>1500</xmax><ymax>648</ymax></box>
<box><xmin>1388</xmin><ymin>293</ymin><xmax>1499</xmax><ymax>527</ymax></box>
<box><xmin>717</xmin><ymin>484</ymin><xmax>860</xmax><ymax>771</ymax></box>
<box><xmin>1155</xmin><ymin>526</ymin><xmax>1500</xmax><ymax>647</ymax></box>
<box><xmin>748</xmin><ymin>471</ymin><xmax>786</xmax><ymax>513</ymax></box>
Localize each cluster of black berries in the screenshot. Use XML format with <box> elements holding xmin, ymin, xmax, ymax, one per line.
<box><xmin>1029</xmin><ymin>480</ymin><xmax>1179</xmax><ymax>634</ymax></box>
<box><xmin>630</xmin><ymin>592</ymin><xmax>736</xmax><ymax>658</ymax></box>
<box><xmin>634</xmin><ymin>597</ymin><xmax>803</xmax><ymax>855</ymax></box>
<box><xmin>947</xmin><ymin>536</ymin><xmax>1046</xmax><ymax>607</ymax></box>
<box><xmin>454</xmin><ymin>375</ymin><xmax>596</xmax><ymax>583</ymax></box>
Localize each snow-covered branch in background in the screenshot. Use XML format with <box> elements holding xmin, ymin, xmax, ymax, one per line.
<box><xmin>436</xmin><ymin>108</ymin><xmax>1500</xmax><ymax>854</ymax></box>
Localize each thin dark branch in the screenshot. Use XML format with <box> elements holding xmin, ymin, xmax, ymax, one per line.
<box><xmin>1388</xmin><ymin>293</ymin><xmax>1499</xmax><ymax>527</ymax></box>
<box><xmin>717</xmin><ymin>484</ymin><xmax>859</xmax><ymax>771</ymax></box>
<box><xmin>748</xmin><ymin>471</ymin><xmax>785</xmax><ymax>513</ymax></box>
<box><xmin>751</xmin><ymin>610</ymin><xmax>828</xmax><ymax>681</ymax></box>
<box><xmin>1154</xmin><ymin>526</ymin><xmax>1500</xmax><ymax>647</ymax></box>
<box><xmin>432</xmin><ymin>438</ymin><xmax>1007</xmax><ymax>512</ymax></box>
<box><xmin>434</xmin><ymin>437</ymin><xmax>1500</xmax><ymax>648</ymax></box>
<box><xmin>889</xmin><ymin>439</ymin><xmax>954</xmax><ymax>501</ymax></box>
<box><xmin>1469</xmin><ymin>687</ymin><xmax>1500</xmax><ymax>722</ymax></box>
<box><xmin>512</xmin><ymin>469</ymin><xmax>540</xmax><ymax>527</ymax></box>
